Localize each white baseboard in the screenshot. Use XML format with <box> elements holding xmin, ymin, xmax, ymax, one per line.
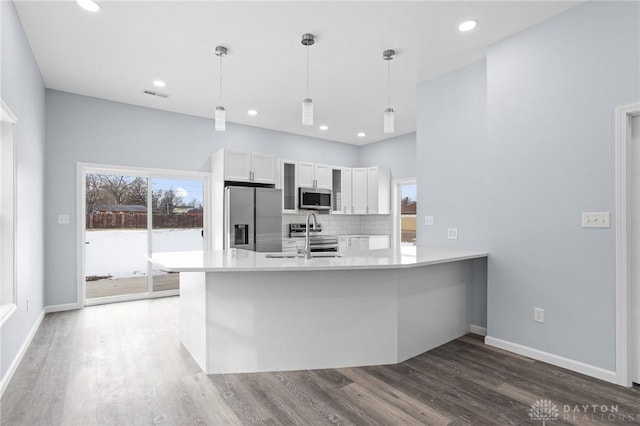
<box><xmin>485</xmin><ymin>336</ymin><xmax>617</xmax><ymax>384</ymax></box>
<box><xmin>469</xmin><ymin>324</ymin><xmax>487</xmax><ymax>336</ymax></box>
<box><xmin>44</xmin><ymin>303</ymin><xmax>81</xmax><ymax>313</ymax></box>
<box><xmin>0</xmin><ymin>309</ymin><xmax>45</xmax><ymax>397</ymax></box>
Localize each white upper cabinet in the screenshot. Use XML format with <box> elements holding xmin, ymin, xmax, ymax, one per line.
<box><xmin>223</xmin><ymin>149</ymin><xmax>276</xmax><ymax>184</ymax></box>
<box><xmin>367</xmin><ymin>166</ymin><xmax>391</xmax><ymax>214</ymax></box>
<box><xmin>251</xmin><ymin>152</ymin><xmax>277</xmax><ymax>183</ymax></box>
<box><xmin>352</xmin><ymin>168</ymin><xmax>368</xmax><ymax>214</ymax></box>
<box><xmin>224</xmin><ymin>150</ymin><xmax>252</xmax><ymax>181</ymax></box>
<box><xmin>314</xmin><ymin>164</ymin><xmax>332</xmax><ymax>189</ymax></box>
<box><xmin>297</xmin><ymin>162</ymin><xmax>315</xmax><ymax>188</ymax></box>
<box><xmin>352</xmin><ymin>166</ymin><xmax>390</xmax><ymax>214</ymax></box>
<box><xmin>332</xmin><ymin>167</ymin><xmax>352</xmax><ymax>214</ymax></box>
<box><xmin>298</xmin><ymin>162</ymin><xmax>332</xmax><ymax>189</ymax></box>
<box><xmin>280</xmin><ymin>159</ymin><xmax>298</xmax><ymax>213</ymax></box>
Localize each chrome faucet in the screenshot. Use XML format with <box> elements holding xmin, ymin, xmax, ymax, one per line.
<box><xmin>304</xmin><ymin>211</ymin><xmax>318</xmax><ymax>259</ymax></box>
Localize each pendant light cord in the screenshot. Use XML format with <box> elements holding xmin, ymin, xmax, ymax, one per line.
<box><xmin>306</xmin><ymin>44</ymin><xmax>310</xmax><ymax>98</ymax></box>
<box><xmin>387</xmin><ymin>59</ymin><xmax>391</xmax><ymax>107</ymax></box>
<box><xmin>219</xmin><ymin>55</ymin><xmax>223</xmax><ymax>103</ymax></box>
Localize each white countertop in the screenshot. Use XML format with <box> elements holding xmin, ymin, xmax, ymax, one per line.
<box><xmin>149</xmin><ymin>246</ymin><xmax>487</xmax><ymax>273</ymax></box>
<box><xmin>330</xmin><ymin>234</ymin><xmax>390</xmax><ymax>238</ymax></box>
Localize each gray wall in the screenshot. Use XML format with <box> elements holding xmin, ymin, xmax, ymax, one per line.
<box><xmin>416</xmin><ymin>60</ymin><xmax>487</xmax><ymax>250</ymax></box>
<box><xmin>486</xmin><ymin>1</ymin><xmax>639</xmax><ymax>370</ymax></box>
<box><xmin>415</xmin><ymin>59</ymin><xmax>488</xmax><ymax>328</ymax></box>
<box><xmin>45</xmin><ymin>90</ymin><xmax>364</xmax><ymax>306</ymax></box>
<box><xmin>358</xmin><ymin>132</ymin><xmax>416</xmax><ymax>180</ymax></box>
<box><xmin>0</xmin><ymin>1</ymin><xmax>46</xmax><ymax>383</ymax></box>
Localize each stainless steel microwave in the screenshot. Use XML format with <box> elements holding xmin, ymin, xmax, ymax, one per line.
<box><xmin>299</xmin><ymin>187</ymin><xmax>331</xmax><ymax>210</ymax></box>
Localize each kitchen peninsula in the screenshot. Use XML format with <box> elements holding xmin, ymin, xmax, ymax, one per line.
<box><xmin>150</xmin><ymin>246</ymin><xmax>487</xmax><ymax>374</ymax></box>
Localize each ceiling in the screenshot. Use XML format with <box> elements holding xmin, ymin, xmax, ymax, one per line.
<box><xmin>14</xmin><ymin>1</ymin><xmax>580</xmax><ymax>145</ymax></box>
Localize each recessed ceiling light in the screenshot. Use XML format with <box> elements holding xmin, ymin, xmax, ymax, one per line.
<box><xmin>319</xmin><ymin>125</ymin><xmax>328</xmax><ymax>131</ymax></box>
<box><xmin>76</xmin><ymin>0</ymin><xmax>101</xmax><ymax>12</ymax></box>
<box><xmin>458</xmin><ymin>20</ymin><xmax>478</xmax><ymax>32</ymax></box>
<box><xmin>247</xmin><ymin>109</ymin><xmax>258</xmax><ymax>116</ymax></box>
<box><xmin>153</xmin><ymin>80</ymin><xmax>166</xmax><ymax>88</ymax></box>
<box><xmin>357</xmin><ymin>132</ymin><xmax>366</xmax><ymax>138</ymax></box>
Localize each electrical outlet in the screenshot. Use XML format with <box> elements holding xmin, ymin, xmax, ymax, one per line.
<box><xmin>58</xmin><ymin>214</ymin><xmax>70</xmax><ymax>225</ymax></box>
<box><xmin>581</xmin><ymin>212</ymin><xmax>610</xmax><ymax>228</ymax></box>
<box><xmin>534</xmin><ymin>307</ymin><xmax>544</xmax><ymax>323</ymax></box>
<box><xmin>447</xmin><ymin>228</ymin><xmax>458</xmax><ymax>240</ymax></box>
<box><xmin>425</xmin><ymin>216</ymin><xmax>434</xmax><ymax>226</ymax></box>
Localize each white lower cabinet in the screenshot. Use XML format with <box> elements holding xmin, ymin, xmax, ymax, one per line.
<box><xmin>282</xmin><ymin>238</ymin><xmax>303</xmax><ymax>253</ymax></box>
<box><xmin>368</xmin><ymin>235</ymin><xmax>391</xmax><ymax>250</ymax></box>
<box><xmin>338</xmin><ymin>237</ymin><xmax>362</xmax><ymax>252</ymax></box>
<box><xmin>338</xmin><ymin>235</ymin><xmax>390</xmax><ymax>253</ymax></box>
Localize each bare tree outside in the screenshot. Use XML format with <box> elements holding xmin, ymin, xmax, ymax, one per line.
<box><xmin>85</xmin><ymin>174</ymin><xmax>148</xmax><ymax>213</ymax></box>
<box><xmin>84</xmin><ymin>172</ymin><xmax>204</xmax><ymax>300</ymax></box>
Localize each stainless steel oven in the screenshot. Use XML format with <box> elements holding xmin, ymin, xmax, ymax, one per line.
<box><xmin>289</xmin><ymin>223</ymin><xmax>338</xmax><ymax>252</ymax></box>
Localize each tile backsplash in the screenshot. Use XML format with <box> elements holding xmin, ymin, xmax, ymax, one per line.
<box><xmin>282</xmin><ymin>212</ymin><xmax>391</xmax><ymax>237</ymax></box>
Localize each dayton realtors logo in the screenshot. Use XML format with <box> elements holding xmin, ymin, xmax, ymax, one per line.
<box><xmin>529</xmin><ymin>400</ymin><xmax>559</xmax><ymax>425</ymax></box>
<box><xmin>528</xmin><ymin>400</ymin><xmax>635</xmax><ymax>423</ymax></box>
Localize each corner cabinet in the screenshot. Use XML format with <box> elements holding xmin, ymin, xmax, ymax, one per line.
<box><xmin>367</xmin><ymin>166</ymin><xmax>391</xmax><ymax>214</ymax></box>
<box><xmin>351</xmin><ymin>166</ymin><xmax>390</xmax><ymax>215</ymax></box>
<box><xmin>223</xmin><ymin>149</ymin><xmax>276</xmax><ymax>184</ymax></box>
<box><xmin>351</xmin><ymin>168</ymin><xmax>368</xmax><ymax>214</ymax></box>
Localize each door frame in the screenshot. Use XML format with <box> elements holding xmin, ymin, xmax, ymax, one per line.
<box><xmin>0</xmin><ymin>99</ymin><xmax>18</xmax><ymax>326</ymax></box>
<box><xmin>615</xmin><ymin>103</ymin><xmax>640</xmax><ymax>386</ymax></box>
<box><xmin>77</xmin><ymin>162</ymin><xmax>210</xmax><ymax>307</ymax></box>
<box><xmin>391</xmin><ymin>177</ymin><xmax>416</xmax><ymax>249</ymax></box>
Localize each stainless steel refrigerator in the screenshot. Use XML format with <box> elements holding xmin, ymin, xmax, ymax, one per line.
<box><xmin>224</xmin><ymin>186</ymin><xmax>282</xmax><ymax>252</ymax></box>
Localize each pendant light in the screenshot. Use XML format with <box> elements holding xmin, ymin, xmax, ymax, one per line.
<box><xmin>301</xmin><ymin>33</ymin><xmax>315</xmax><ymax>126</ymax></box>
<box><xmin>383</xmin><ymin>49</ymin><xmax>395</xmax><ymax>133</ymax></box>
<box><xmin>214</xmin><ymin>45</ymin><xmax>228</xmax><ymax>132</ymax></box>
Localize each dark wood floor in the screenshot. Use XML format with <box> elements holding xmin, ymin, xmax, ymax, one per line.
<box><xmin>1</xmin><ymin>297</ymin><xmax>639</xmax><ymax>425</ymax></box>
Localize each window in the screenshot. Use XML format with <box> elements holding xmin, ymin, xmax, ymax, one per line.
<box><xmin>393</xmin><ymin>179</ymin><xmax>417</xmax><ymax>248</ymax></box>
<box><xmin>0</xmin><ymin>99</ymin><xmax>17</xmax><ymax>325</ymax></box>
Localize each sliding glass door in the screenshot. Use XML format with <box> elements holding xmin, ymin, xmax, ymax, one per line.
<box><xmin>150</xmin><ymin>178</ymin><xmax>204</xmax><ymax>292</ymax></box>
<box><xmin>85</xmin><ymin>173</ymin><xmax>149</xmax><ymax>300</ymax></box>
<box><xmin>82</xmin><ymin>166</ymin><xmax>207</xmax><ymax>305</ymax></box>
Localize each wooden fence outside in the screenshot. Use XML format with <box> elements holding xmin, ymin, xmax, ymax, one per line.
<box><xmin>401</xmin><ymin>215</ymin><xmax>416</xmax><ymax>243</ymax></box>
<box><xmin>87</xmin><ymin>213</ymin><xmax>203</xmax><ymax>229</ymax></box>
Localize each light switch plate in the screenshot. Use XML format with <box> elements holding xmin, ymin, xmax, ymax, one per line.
<box><xmin>447</xmin><ymin>228</ymin><xmax>458</xmax><ymax>240</ymax></box>
<box><xmin>425</xmin><ymin>216</ymin><xmax>434</xmax><ymax>226</ymax></box>
<box><xmin>581</xmin><ymin>212</ymin><xmax>610</xmax><ymax>228</ymax></box>
<box><xmin>58</xmin><ymin>214</ymin><xmax>70</xmax><ymax>225</ymax></box>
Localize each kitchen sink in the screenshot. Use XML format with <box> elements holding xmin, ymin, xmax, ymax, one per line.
<box><xmin>310</xmin><ymin>253</ymin><xmax>343</xmax><ymax>258</ymax></box>
<box><xmin>264</xmin><ymin>252</ymin><xmax>343</xmax><ymax>259</ymax></box>
<box><xmin>264</xmin><ymin>253</ymin><xmax>305</xmax><ymax>259</ymax></box>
